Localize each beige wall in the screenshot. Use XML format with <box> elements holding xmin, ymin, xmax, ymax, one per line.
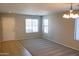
<box><xmin>1</xmin><ymin>14</ymin><xmax>16</xmax><ymax>41</ymax></box>
<box><xmin>43</xmin><ymin>12</ymin><xmax>79</xmax><ymax>51</ymax></box>
<box><xmin>0</xmin><ymin>16</ymin><xmax>2</xmax><ymax>41</ymax></box>
<box><xmin>15</xmin><ymin>14</ymin><xmax>43</xmax><ymax>40</ymax></box>
<box><xmin>42</xmin><ymin>16</ymin><xmax>49</xmax><ymax>40</ymax></box>
<box><xmin>0</xmin><ymin>13</ymin><xmax>43</xmax><ymax>41</ymax></box>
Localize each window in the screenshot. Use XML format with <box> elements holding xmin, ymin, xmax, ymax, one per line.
<box><xmin>75</xmin><ymin>18</ymin><xmax>79</xmax><ymax>40</ymax></box>
<box><xmin>43</xmin><ymin>19</ymin><xmax>48</xmax><ymax>33</ymax></box>
<box><xmin>25</xmin><ymin>19</ymin><xmax>38</xmax><ymax>33</ymax></box>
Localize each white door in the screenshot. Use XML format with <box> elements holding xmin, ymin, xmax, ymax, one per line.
<box><xmin>2</xmin><ymin>17</ymin><xmax>15</xmax><ymax>41</ymax></box>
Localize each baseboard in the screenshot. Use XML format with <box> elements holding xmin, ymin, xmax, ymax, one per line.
<box><xmin>1</xmin><ymin>38</ymin><xmax>79</xmax><ymax>51</ymax></box>
<box><xmin>47</xmin><ymin>39</ymin><xmax>79</xmax><ymax>51</ymax></box>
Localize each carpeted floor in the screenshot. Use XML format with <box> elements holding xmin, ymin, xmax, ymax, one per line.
<box><xmin>19</xmin><ymin>39</ymin><xmax>79</xmax><ymax>56</ymax></box>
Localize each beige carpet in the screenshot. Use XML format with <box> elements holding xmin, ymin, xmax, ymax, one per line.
<box><xmin>19</xmin><ymin>39</ymin><xmax>79</xmax><ymax>56</ymax></box>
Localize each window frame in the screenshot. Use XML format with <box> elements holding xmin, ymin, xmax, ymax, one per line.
<box><xmin>75</xmin><ymin>17</ymin><xmax>79</xmax><ymax>40</ymax></box>
<box><xmin>25</xmin><ymin>19</ymin><xmax>39</xmax><ymax>33</ymax></box>
<box><xmin>43</xmin><ymin>19</ymin><xmax>48</xmax><ymax>33</ymax></box>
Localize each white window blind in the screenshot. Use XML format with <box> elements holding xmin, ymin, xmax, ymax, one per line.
<box><xmin>43</xmin><ymin>19</ymin><xmax>48</xmax><ymax>33</ymax></box>
<box><xmin>75</xmin><ymin>18</ymin><xmax>79</xmax><ymax>40</ymax></box>
<box><xmin>25</xmin><ymin>19</ymin><xmax>38</xmax><ymax>33</ymax></box>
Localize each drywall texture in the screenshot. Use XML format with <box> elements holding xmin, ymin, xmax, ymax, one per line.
<box><xmin>15</xmin><ymin>14</ymin><xmax>43</xmax><ymax>40</ymax></box>
<box><xmin>43</xmin><ymin>12</ymin><xmax>79</xmax><ymax>51</ymax></box>
<box><xmin>0</xmin><ymin>16</ymin><xmax>2</xmax><ymax>41</ymax></box>
<box><xmin>0</xmin><ymin>13</ymin><xmax>43</xmax><ymax>41</ymax></box>
<box><xmin>42</xmin><ymin>16</ymin><xmax>49</xmax><ymax>40</ymax></box>
<box><xmin>1</xmin><ymin>14</ymin><xmax>16</xmax><ymax>41</ymax></box>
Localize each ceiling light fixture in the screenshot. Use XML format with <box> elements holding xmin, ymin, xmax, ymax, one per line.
<box><xmin>63</xmin><ymin>3</ymin><xmax>79</xmax><ymax>19</ymax></box>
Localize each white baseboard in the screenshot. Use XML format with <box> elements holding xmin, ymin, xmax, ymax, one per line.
<box><xmin>47</xmin><ymin>39</ymin><xmax>79</xmax><ymax>51</ymax></box>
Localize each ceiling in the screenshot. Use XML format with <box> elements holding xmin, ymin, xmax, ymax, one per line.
<box><xmin>0</xmin><ymin>3</ymin><xmax>79</xmax><ymax>15</ymax></box>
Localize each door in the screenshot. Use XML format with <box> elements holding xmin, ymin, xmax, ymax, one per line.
<box><xmin>2</xmin><ymin>16</ymin><xmax>15</xmax><ymax>41</ymax></box>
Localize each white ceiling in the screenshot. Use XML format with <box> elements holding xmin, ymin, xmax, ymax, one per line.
<box><xmin>0</xmin><ymin>3</ymin><xmax>79</xmax><ymax>15</ymax></box>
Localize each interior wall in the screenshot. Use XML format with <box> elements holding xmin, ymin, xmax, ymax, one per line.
<box><xmin>15</xmin><ymin>14</ymin><xmax>43</xmax><ymax>40</ymax></box>
<box><xmin>1</xmin><ymin>14</ymin><xmax>16</xmax><ymax>41</ymax></box>
<box><xmin>43</xmin><ymin>12</ymin><xmax>79</xmax><ymax>51</ymax></box>
<box><xmin>42</xmin><ymin>16</ymin><xmax>49</xmax><ymax>40</ymax></box>
<box><xmin>0</xmin><ymin>16</ymin><xmax>2</xmax><ymax>41</ymax></box>
<box><xmin>0</xmin><ymin>13</ymin><xmax>42</xmax><ymax>41</ymax></box>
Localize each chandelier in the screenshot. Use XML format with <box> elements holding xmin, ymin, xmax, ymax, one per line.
<box><xmin>63</xmin><ymin>3</ymin><xmax>79</xmax><ymax>19</ymax></box>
